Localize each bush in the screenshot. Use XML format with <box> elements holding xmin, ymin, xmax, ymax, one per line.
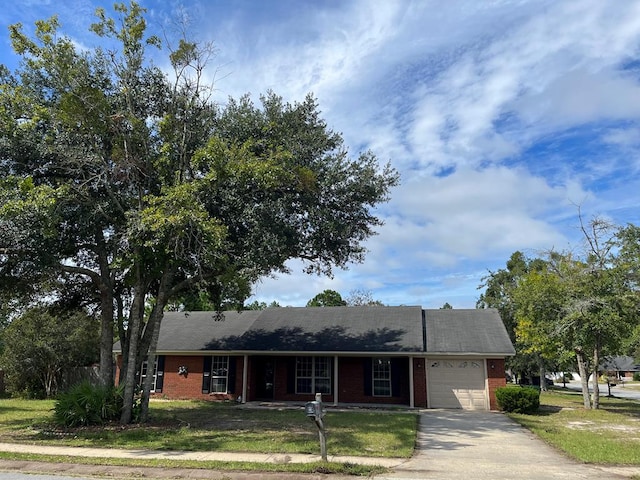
<box><xmin>54</xmin><ymin>381</ymin><xmax>126</xmax><ymax>427</ymax></box>
<box><xmin>633</xmin><ymin>372</ymin><xmax>640</xmax><ymax>382</ymax></box>
<box><xmin>495</xmin><ymin>386</ymin><xmax>540</xmax><ymax>414</ymax></box>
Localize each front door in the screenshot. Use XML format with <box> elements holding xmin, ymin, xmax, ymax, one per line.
<box><xmin>254</xmin><ymin>357</ymin><xmax>275</xmax><ymax>400</ymax></box>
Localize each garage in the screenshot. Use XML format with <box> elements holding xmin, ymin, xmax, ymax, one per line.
<box><xmin>427</xmin><ymin>358</ymin><xmax>488</xmax><ymax>410</ymax></box>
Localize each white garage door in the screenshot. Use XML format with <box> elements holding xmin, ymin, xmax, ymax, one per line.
<box><xmin>427</xmin><ymin>358</ymin><xmax>488</xmax><ymax>410</ymax></box>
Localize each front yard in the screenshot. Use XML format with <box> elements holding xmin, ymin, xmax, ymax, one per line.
<box><xmin>0</xmin><ymin>398</ymin><xmax>416</xmax><ymax>475</ymax></box>
<box><xmin>508</xmin><ymin>388</ymin><xmax>640</xmax><ymax>465</ymax></box>
<box><xmin>1</xmin><ymin>389</ymin><xmax>639</xmax><ymax>476</ymax></box>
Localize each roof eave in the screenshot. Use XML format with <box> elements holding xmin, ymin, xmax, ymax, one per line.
<box><xmin>114</xmin><ymin>349</ymin><xmax>425</xmax><ymax>356</ymax></box>
<box><xmin>425</xmin><ymin>351</ymin><xmax>516</xmax><ymax>357</ymax></box>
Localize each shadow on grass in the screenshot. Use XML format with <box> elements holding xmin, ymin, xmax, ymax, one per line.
<box><xmin>536</xmin><ymin>405</ymin><xmax>563</xmax><ymax>415</ymax></box>
<box><xmin>14</xmin><ymin>402</ymin><xmax>416</xmax><ymax>458</ymax></box>
<box><xmin>600</xmin><ymin>399</ymin><xmax>640</xmax><ymax>418</ymax></box>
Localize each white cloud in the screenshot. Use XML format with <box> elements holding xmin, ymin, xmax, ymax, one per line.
<box><xmin>517</xmin><ymin>70</ymin><xmax>640</xmax><ymax>127</ymax></box>
<box><xmin>4</xmin><ymin>0</ymin><xmax>640</xmax><ymax>309</ymax></box>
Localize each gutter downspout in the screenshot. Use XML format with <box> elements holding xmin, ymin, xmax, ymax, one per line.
<box><xmin>334</xmin><ymin>355</ymin><xmax>339</xmax><ymax>406</ymax></box>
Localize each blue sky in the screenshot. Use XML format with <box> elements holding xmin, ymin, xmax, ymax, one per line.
<box><xmin>2</xmin><ymin>1</ymin><xmax>640</xmax><ymax>308</ymax></box>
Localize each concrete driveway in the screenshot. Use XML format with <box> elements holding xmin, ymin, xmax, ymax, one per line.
<box><xmin>375</xmin><ymin>410</ymin><xmax>638</xmax><ymax>480</ymax></box>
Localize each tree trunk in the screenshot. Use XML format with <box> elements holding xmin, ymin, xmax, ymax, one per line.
<box><xmin>96</xmin><ymin>229</ymin><xmax>115</xmax><ymax>387</ymax></box>
<box><xmin>592</xmin><ymin>344</ymin><xmax>600</xmax><ymax>409</ymax></box>
<box><xmin>139</xmin><ymin>268</ymin><xmax>174</xmax><ymax>422</ymax></box>
<box><xmin>575</xmin><ymin>347</ymin><xmax>591</xmax><ymax>409</ymax></box>
<box><xmin>538</xmin><ymin>356</ymin><xmax>547</xmax><ymax>392</ymax></box>
<box><xmin>116</xmin><ymin>294</ymin><xmax>128</xmax><ymax>385</ymax></box>
<box><xmin>120</xmin><ymin>275</ymin><xmax>146</xmax><ymax>424</ymax></box>
<box><xmin>139</xmin><ymin>308</ymin><xmax>162</xmax><ymax>422</ymax></box>
<box><xmin>98</xmin><ymin>289</ymin><xmax>114</xmax><ymax>387</ymax></box>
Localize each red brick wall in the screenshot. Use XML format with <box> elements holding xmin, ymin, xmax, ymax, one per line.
<box><xmin>247</xmin><ymin>355</ymin><xmax>410</xmax><ymax>405</ymax></box>
<box><xmin>413</xmin><ymin>358</ymin><xmax>427</xmax><ymax>408</ymax></box>
<box><xmin>160</xmin><ymin>355</ymin><xmax>244</xmax><ymax>401</ymax></box>
<box><xmin>115</xmin><ymin>354</ymin><xmax>419</xmax><ymax>408</ymax></box>
<box><xmin>161</xmin><ymin>356</ymin><xmax>208</xmax><ymax>399</ymax></box>
<box><xmin>487</xmin><ymin>357</ymin><xmax>507</xmax><ymax>410</ymax></box>
<box><xmin>336</xmin><ymin>357</ymin><xmax>410</xmax><ymax>405</ymax></box>
<box><xmin>115</xmin><ymin>354</ymin><xmax>243</xmax><ymax>402</ymax></box>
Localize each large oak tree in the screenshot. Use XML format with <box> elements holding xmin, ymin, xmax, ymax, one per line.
<box><xmin>0</xmin><ymin>2</ymin><xmax>399</xmax><ymax>422</ymax></box>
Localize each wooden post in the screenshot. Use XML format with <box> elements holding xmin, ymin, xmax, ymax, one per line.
<box><xmin>315</xmin><ymin>393</ymin><xmax>327</xmax><ymax>461</ymax></box>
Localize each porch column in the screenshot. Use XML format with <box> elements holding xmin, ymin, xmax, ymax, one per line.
<box><xmin>334</xmin><ymin>355</ymin><xmax>339</xmax><ymax>406</ymax></box>
<box><xmin>242</xmin><ymin>354</ymin><xmax>248</xmax><ymax>404</ymax></box>
<box><xmin>409</xmin><ymin>356</ymin><xmax>415</xmax><ymax>408</ymax></box>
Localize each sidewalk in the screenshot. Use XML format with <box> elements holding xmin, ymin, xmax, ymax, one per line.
<box><xmin>0</xmin><ymin>441</ymin><xmax>404</xmax><ymax>480</ymax></box>
<box><xmin>0</xmin><ymin>441</ymin><xmax>402</xmax><ymax>467</ymax></box>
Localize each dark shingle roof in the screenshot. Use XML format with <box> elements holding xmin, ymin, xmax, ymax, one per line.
<box><xmin>153</xmin><ymin>310</ymin><xmax>261</xmax><ymax>351</ymax></box>
<box><xmin>114</xmin><ymin>306</ymin><xmax>514</xmax><ymax>356</ymax></box>
<box><xmin>151</xmin><ymin>306</ymin><xmax>424</xmax><ymax>353</ymax></box>
<box><xmin>601</xmin><ymin>356</ymin><xmax>640</xmax><ymax>372</ymax></box>
<box><xmin>425</xmin><ymin>308</ymin><xmax>515</xmax><ymax>355</ymax></box>
<box><xmin>241</xmin><ymin>306</ymin><xmax>425</xmax><ymax>352</ymax></box>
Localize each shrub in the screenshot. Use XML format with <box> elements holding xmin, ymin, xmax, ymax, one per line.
<box><xmin>495</xmin><ymin>386</ymin><xmax>540</xmax><ymax>414</ymax></box>
<box><xmin>54</xmin><ymin>381</ymin><xmax>126</xmax><ymax>427</ymax></box>
<box><xmin>633</xmin><ymin>372</ymin><xmax>640</xmax><ymax>382</ymax></box>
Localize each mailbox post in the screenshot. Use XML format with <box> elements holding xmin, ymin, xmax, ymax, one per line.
<box><xmin>305</xmin><ymin>393</ymin><xmax>327</xmax><ymax>461</ymax></box>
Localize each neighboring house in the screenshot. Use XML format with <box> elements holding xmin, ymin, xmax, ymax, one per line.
<box><xmin>601</xmin><ymin>356</ymin><xmax>640</xmax><ymax>379</ymax></box>
<box><xmin>113</xmin><ymin>306</ymin><xmax>515</xmax><ymax>410</ymax></box>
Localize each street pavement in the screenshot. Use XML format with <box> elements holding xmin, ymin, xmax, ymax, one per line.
<box><xmin>1</xmin><ymin>408</ymin><xmax>640</xmax><ymax>480</ymax></box>
<box><xmin>562</xmin><ymin>380</ymin><xmax>640</xmax><ymax>401</ymax></box>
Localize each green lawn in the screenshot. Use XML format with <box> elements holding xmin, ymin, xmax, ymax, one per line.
<box><xmin>508</xmin><ymin>389</ymin><xmax>640</xmax><ymax>465</ymax></box>
<box><xmin>3</xmin><ymin>391</ymin><xmax>639</xmax><ymax>477</ymax></box>
<box><xmin>0</xmin><ymin>398</ymin><xmax>417</xmax><ymax>458</ymax></box>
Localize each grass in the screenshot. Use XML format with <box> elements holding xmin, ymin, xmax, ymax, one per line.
<box><xmin>3</xmin><ymin>391</ymin><xmax>639</xmax><ymax>477</ymax></box>
<box><xmin>507</xmin><ymin>388</ymin><xmax>640</xmax><ymax>465</ymax></box>
<box><xmin>0</xmin><ymin>398</ymin><xmax>417</xmax><ymax>475</ymax></box>
<box><xmin>0</xmin><ymin>451</ymin><xmax>387</xmax><ymax>476</ymax></box>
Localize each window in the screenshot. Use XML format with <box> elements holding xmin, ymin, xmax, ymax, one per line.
<box><xmin>140</xmin><ymin>358</ymin><xmax>159</xmax><ymax>391</ymax></box>
<box><xmin>372</xmin><ymin>358</ymin><xmax>392</xmax><ymax>396</ymax></box>
<box><xmin>296</xmin><ymin>356</ymin><xmax>331</xmax><ymax>394</ymax></box>
<box><xmin>209</xmin><ymin>356</ymin><xmax>229</xmax><ymax>393</ymax></box>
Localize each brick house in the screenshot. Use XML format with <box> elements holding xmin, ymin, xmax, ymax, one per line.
<box><xmin>114</xmin><ymin>306</ymin><xmax>514</xmax><ymax>410</ymax></box>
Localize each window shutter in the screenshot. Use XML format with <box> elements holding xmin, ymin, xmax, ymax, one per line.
<box><xmin>391</xmin><ymin>358</ymin><xmax>402</xmax><ymax>397</ymax></box>
<box><xmin>227</xmin><ymin>356</ymin><xmax>236</xmax><ymax>394</ymax></box>
<box><xmin>287</xmin><ymin>357</ymin><xmax>296</xmax><ymax>394</ymax></box>
<box><xmin>202</xmin><ymin>356</ymin><xmax>212</xmax><ymax>394</ymax></box>
<box><xmin>330</xmin><ymin>357</ymin><xmax>335</xmax><ymax>395</ymax></box>
<box><xmin>155</xmin><ymin>356</ymin><xmax>165</xmax><ymax>392</ymax></box>
<box><xmin>363</xmin><ymin>358</ymin><xmax>372</xmax><ymax>396</ymax></box>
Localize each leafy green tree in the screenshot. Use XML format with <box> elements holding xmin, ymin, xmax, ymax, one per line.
<box><xmin>346</xmin><ymin>288</ymin><xmax>384</xmax><ymax>306</ymax></box>
<box><xmin>0</xmin><ymin>307</ymin><xmax>99</xmax><ymax>397</ymax></box>
<box><xmin>477</xmin><ymin>251</ymin><xmax>547</xmax><ymax>382</ymax></box>
<box><xmin>511</xmin><ymin>217</ymin><xmax>636</xmax><ymax>408</ymax></box>
<box><xmin>244</xmin><ymin>300</ymin><xmax>281</xmax><ymax>310</ymax></box>
<box><xmin>440</xmin><ymin>302</ymin><xmax>453</xmax><ymax>309</ymax></box>
<box><xmin>307</xmin><ymin>289</ymin><xmax>347</xmax><ymax>307</ymax></box>
<box><xmin>0</xmin><ymin>3</ymin><xmax>398</xmax><ymax>422</ymax></box>
<box><xmin>513</xmin><ymin>268</ymin><xmax>573</xmax><ymax>392</ymax></box>
<box><xmin>558</xmin><ymin>216</ymin><xmax>634</xmax><ymax>408</ymax></box>
<box><xmin>615</xmin><ymin>224</ymin><xmax>640</xmax><ymax>360</ymax></box>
